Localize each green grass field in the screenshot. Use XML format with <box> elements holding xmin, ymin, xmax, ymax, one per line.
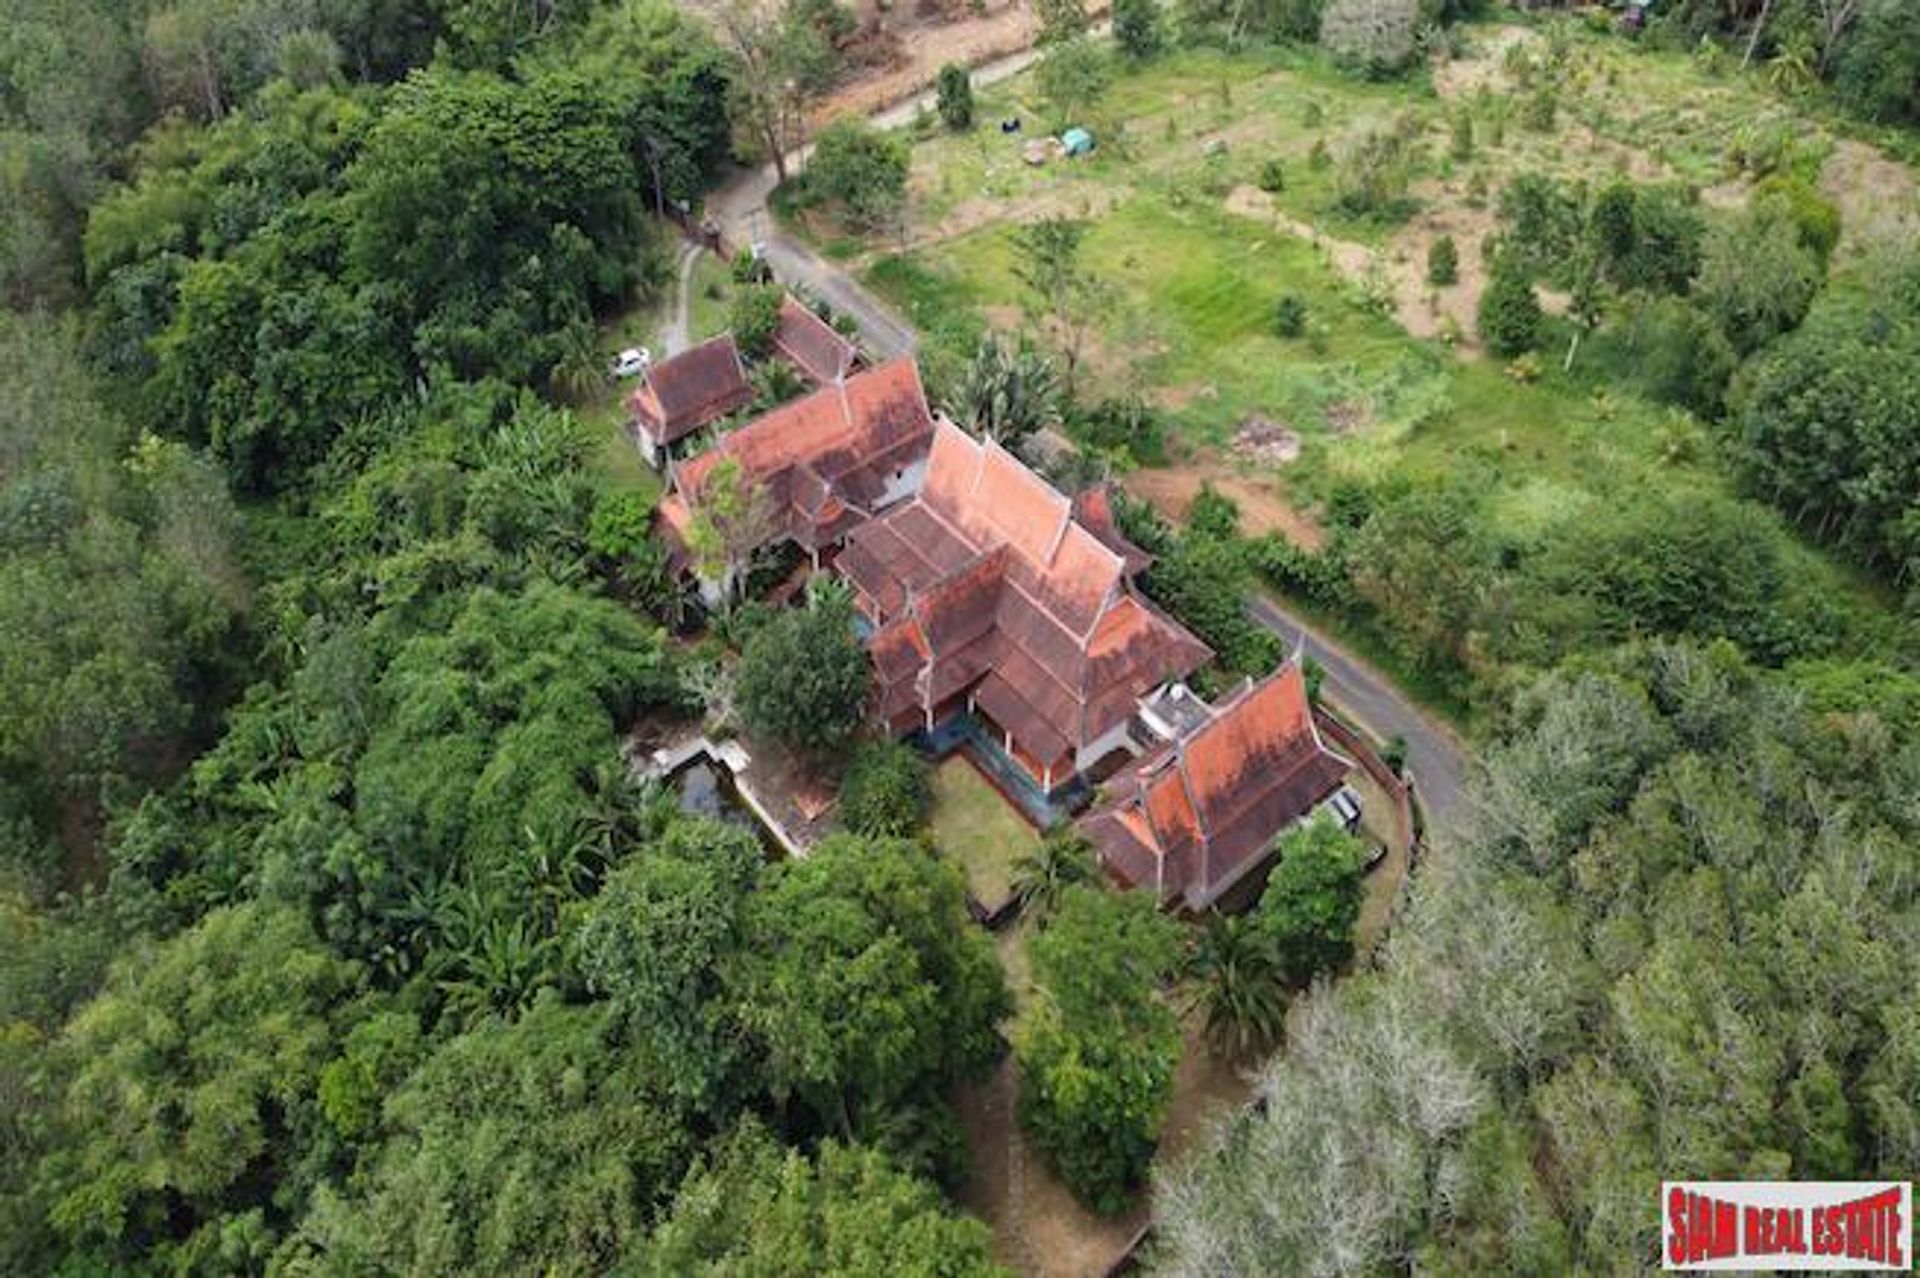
<box><xmin>575</xmin><ymin>246</ymin><xmax>737</xmax><ymax>507</ymax></box>
<box><xmin>929</xmin><ymin>756</ymin><xmax>1040</xmax><ymax>910</ymax></box>
<box><xmin>853</xmin><ymin>21</ymin><xmax>1900</xmax><ymax>638</ymax></box>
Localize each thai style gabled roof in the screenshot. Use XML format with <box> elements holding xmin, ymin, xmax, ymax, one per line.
<box><xmin>774</xmin><ymin>297</ymin><xmax>860</xmax><ymax>384</ymax></box>
<box><xmin>1072</xmin><ymin>486</ymin><xmax>1153</xmax><ymax>575</ymax></box>
<box><xmin>1078</xmin><ymin>662</ymin><xmax>1353</xmax><ymax>911</ymax></box>
<box><xmin>843</xmin><ymin>422</ymin><xmax>1208</xmax><ymax>766</ymax></box>
<box><xmin>657</xmin><ymin>356</ymin><xmax>936</xmax><ymax>556</ymax></box>
<box><xmin>626</xmin><ymin>334</ymin><xmax>751</xmax><ymax>445</ymax></box>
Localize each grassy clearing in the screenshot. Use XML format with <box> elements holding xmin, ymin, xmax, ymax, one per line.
<box><xmin>906</xmin><ymin>43</ymin><xmax>1429</xmax><ymax>248</ymax></box>
<box><xmin>857</xmin><ymin>23</ymin><xmax>1900</xmax><ymax>645</ymax></box>
<box><xmin>684</xmin><ymin>252</ymin><xmax>736</xmax><ymax>344</ymax></box>
<box><xmin>572</xmin><ymin>245</ymin><xmax>738</xmax><ymax>508</ymax></box>
<box><xmin>929</xmin><ymin>756</ymin><xmax>1040</xmax><ymax>910</ymax></box>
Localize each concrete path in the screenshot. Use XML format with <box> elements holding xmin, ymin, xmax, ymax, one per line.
<box><xmin>1246</xmin><ymin>594</ymin><xmax>1471</xmax><ymax>835</ymax></box>
<box><xmin>659</xmin><ymin>240</ymin><xmax>704</xmax><ymax>356</ymax></box>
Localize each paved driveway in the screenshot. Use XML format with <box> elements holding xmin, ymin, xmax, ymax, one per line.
<box><xmin>1246</xmin><ymin>595</ymin><xmax>1472</xmax><ymax>835</ymax></box>
<box><xmin>703</xmin><ymin>41</ymin><xmax>1069</xmax><ymax>359</ymax></box>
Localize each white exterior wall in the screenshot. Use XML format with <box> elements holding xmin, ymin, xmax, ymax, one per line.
<box><xmin>1075</xmin><ymin>714</ymin><xmax>1143</xmax><ymax>773</ymax></box>
<box><xmin>874</xmin><ymin>457</ymin><xmax>927</xmax><ymax>510</ymax></box>
<box><xmin>634</xmin><ymin>423</ymin><xmax>662</xmax><ymax>468</ymax></box>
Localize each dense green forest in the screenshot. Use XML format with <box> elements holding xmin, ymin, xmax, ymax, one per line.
<box><xmin>3</xmin><ymin>0</ymin><xmax>1918</xmax><ymax>1274</ymax></box>
<box><xmin>1155</xmin><ymin>641</ymin><xmax>1920</xmax><ymax>1272</ymax></box>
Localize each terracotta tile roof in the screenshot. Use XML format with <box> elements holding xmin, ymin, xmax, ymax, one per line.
<box><xmin>666</xmin><ymin>357</ymin><xmax>936</xmax><ymax>556</ymax></box>
<box><xmin>840</xmin><ymin>421</ymin><xmax>1208</xmax><ymax>771</ymax></box>
<box><xmin>1077</xmin><ymin>662</ymin><xmax>1353</xmax><ymax>911</ymax></box>
<box><xmin>774</xmin><ymin>297</ymin><xmax>859</xmax><ymax>384</ymax></box>
<box><xmin>1072</xmin><ymin>486</ymin><xmax>1153</xmax><ymax>575</ymax></box>
<box><xmin>627</xmin><ymin>335</ymin><xmax>751</xmax><ymax>445</ymax></box>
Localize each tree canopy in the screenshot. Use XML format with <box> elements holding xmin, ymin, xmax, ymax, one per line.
<box><xmin>1157</xmin><ymin>642</ymin><xmax>1920</xmax><ymax>1272</ymax></box>
<box><xmin>736</xmin><ymin>583</ymin><xmax>871</xmax><ymax>755</ymax></box>
<box><xmin>1017</xmin><ymin>887</ymin><xmax>1183</xmax><ymax>1213</ymax></box>
<box><xmin>635</xmin><ymin>1122</ymin><xmax>1006</xmax><ymax>1277</ymax></box>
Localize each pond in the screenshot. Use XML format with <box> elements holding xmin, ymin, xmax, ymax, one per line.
<box><xmin>664</xmin><ymin>753</ymin><xmax>788</xmax><ymax>857</ymax></box>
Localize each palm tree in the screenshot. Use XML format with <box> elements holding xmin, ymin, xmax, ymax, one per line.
<box><xmin>550</xmin><ymin>321</ymin><xmax>607</xmax><ymax>405</ymax></box>
<box><xmin>1010</xmin><ymin>830</ymin><xmax>1098</xmax><ymax>925</ymax></box>
<box><xmin>1187</xmin><ymin>911</ymin><xmax>1288</xmax><ymax>1060</ymax></box>
<box><xmin>954</xmin><ymin>335</ymin><xmax>1064</xmax><ymax>443</ymax></box>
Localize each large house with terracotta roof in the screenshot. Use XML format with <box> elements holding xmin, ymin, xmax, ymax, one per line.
<box><xmin>1078</xmin><ymin>661</ymin><xmax>1354</xmax><ymax>911</ymax></box>
<box><xmin>838</xmin><ymin>421</ymin><xmax>1211</xmax><ymax>793</ymax></box>
<box><xmin>656</xmin><ymin>355</ymin><xmax>938</xmax><ymax>590</ymax></box>
<box><xmin>773</xmin><ymin>296</ymin><xmax>860</xmax><ymax>385</ymax></box>
<box><xmin>626</xmin><ymin>334</ymin><xmax>752</xmax><ymax>467</ymax></box>
<box><xmin>657</xmin><ymin>348</ymin><xmax>1360</xmax><ymax>889</ymax></box>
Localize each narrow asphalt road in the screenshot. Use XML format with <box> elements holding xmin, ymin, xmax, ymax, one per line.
<box><xmin>705</xmin><ymin>37</ymin><xmax>1084</xmax><ymax>358</ymax></box>
<box><xmin>1247</xmin><ymin>595</ymin><xmax>1471</xmax><ymax>835</ymax></box>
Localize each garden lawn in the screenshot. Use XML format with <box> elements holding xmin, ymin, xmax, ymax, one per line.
<box><xmin>929</xmin><ymin>756</ymin><xmax>1040</xmax><ymax>911</ymax></box>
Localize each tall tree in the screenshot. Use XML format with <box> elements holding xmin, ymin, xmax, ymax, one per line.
<box><xmin>576</xmin><ymin>816</ymin><xmax>763</xmax><ymax>1113</ymax></box>
<box><xmin>637</xmin><ymin>1122</ymin><xmax>1007</xmax><ymax>1275</ymax></box>
<box><xmin>1013</xmin><ymin>216</ymin><xmax>1102</xmax><ymax>401</ymax></box>
<box><xmin>1016</xmin><ymin>886</ymin><xmax>1182</xmax><ymax>1213</ymax></box>
<box><xmin>38</xmin><ymin>904</ymin><xmax>361</xmax><ymax>1270</ymax></box>
<box><xmin>287</xmin><ymin>995</ymin><xmax>695</xmax><ymax>1275</ymax></box>
<box><xmin>1258</xmin><ymin>817</ymin><xmax>1368</xmax><ymax>984</ymax></box>
<box><xmin>735</xmin><ymin>834</ymin><xmax>1010</xmax><ymax>1139</ymax></box>
<box><xmin>735</xmin><ymin>580</ymin><xmax>871</xmax><ymax>755</ymax></box>
<box><xmin>708</xmin><ymin>0</ymin><xmax>840</xmax><ymax>185</ymax></box>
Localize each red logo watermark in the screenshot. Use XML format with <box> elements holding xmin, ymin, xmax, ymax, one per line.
<box><xmin>1664</xmin><ymin>1182</ymin><xmax>1912</xmax><ymax>1271</ymax></box>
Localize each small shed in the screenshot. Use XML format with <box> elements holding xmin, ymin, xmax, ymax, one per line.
<box><xmin>1061</xmin><ymin>127</ymin><xmax>1095</xmax><ymax>157</ymax></box>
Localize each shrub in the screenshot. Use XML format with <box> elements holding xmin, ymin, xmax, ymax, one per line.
<box><xmin>1333</xmin><ymin>128</ymin><xmax>1413</xmax><ymax>218</ymax></box>
<box><xmin>1427</xmin><ymin>235</ymin><xmax>1458</xmax><ymax>286</ymax></box>
<box><xmin>1696</xmin><ymin>204</ymin><xmax>1821</xmax><ymax>356</ymax></box>
<box><xmin>804</xmin><ymin>118</ymin><xmax>909</xmax><ymax>233</ymax></box>
<box><xmin>1627</xmin><ymin>296</ymin><xmax>1738</xmax><ymax>417</ymax></box>
<box><xmin>1188</xmin><ymin>484</ymin><xmax>1241</xmax><ymax>540</ymax></box>
<box><xmin>1521</xmin><ymin>85</ymin><xmax>1557</xmax><ymax>132</ymax></box>
<box><xmin>1478</xmin><ymin>260</ymin><xmax>1543</xmax><ymax>357</ymax></box>
<box><xmin>728</xmin><ymin>284</ymin><xmax>783</xmax><ymax>360</ymax></box>
<box><xmin>1073</xmin><ymin>394</ymin><xmax>1166</xmax><ymax>466</ymax></box>
<box><xmin>839</xmin><ymin>741</ymin><xmax>931</xmax><ymax>837</ymax></box>
<box><xmin>1448</xmin><ymin>110</ymin><xmax>1474</xmax><ymax>161</ymax></box>
<box><xmin>1253</xmin><ymin>534</ymin><xmax>1348</xmax><ymax>608</ymax></box>
<box><xmin>1503</xmin><ymin>351</ymin><xmax>1543</xmax><ymax>382</ymax></box>
<box><xmin>1318</xmin><ymin>0</ymin><xmax>1419</xmax><ymax>76</ymax></box>
<box><xmin>1257</xmin><ymin>158</ymin><xmax>1286</xmax><ymax>193</ymax></box>
<box><xmin>936</xmin><ymin>63</ymin><xmax>974</xmax><ymax>131</ymax></box>
<box><xmin>1751</xmin><ymin>175</ymin><xmax>1842</xmax><ymax>267</ymax></box>
<box><xmin>1497</xmin><ymin>173</ymin><xmax>1580</xmax><ymax>278</ymax></box>
<box><xmin>1113</xmin><ymin>0</ymin><xmax>1165</xmax><ymax>59</ymax></box>
<box><xmin>1273</xmin><ymin>293</ymin><xmax>1309</xmax><ymax>338</ymax></box>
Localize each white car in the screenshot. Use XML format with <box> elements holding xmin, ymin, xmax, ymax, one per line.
<box><xmin>610</xmin><ymin>347</ymin><xmax>651</xmax><ymax>379</ymax></box>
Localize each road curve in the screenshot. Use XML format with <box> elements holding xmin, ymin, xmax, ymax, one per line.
<box><xmin>1247</xmin><ymin>595</ymin><xmax>1471</xmax><ymax>835</ymax></box>
<box><xmin>705</xmin><ymin>39</ymin><xmax>1078</xmax><ymax>358</ymax></box>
